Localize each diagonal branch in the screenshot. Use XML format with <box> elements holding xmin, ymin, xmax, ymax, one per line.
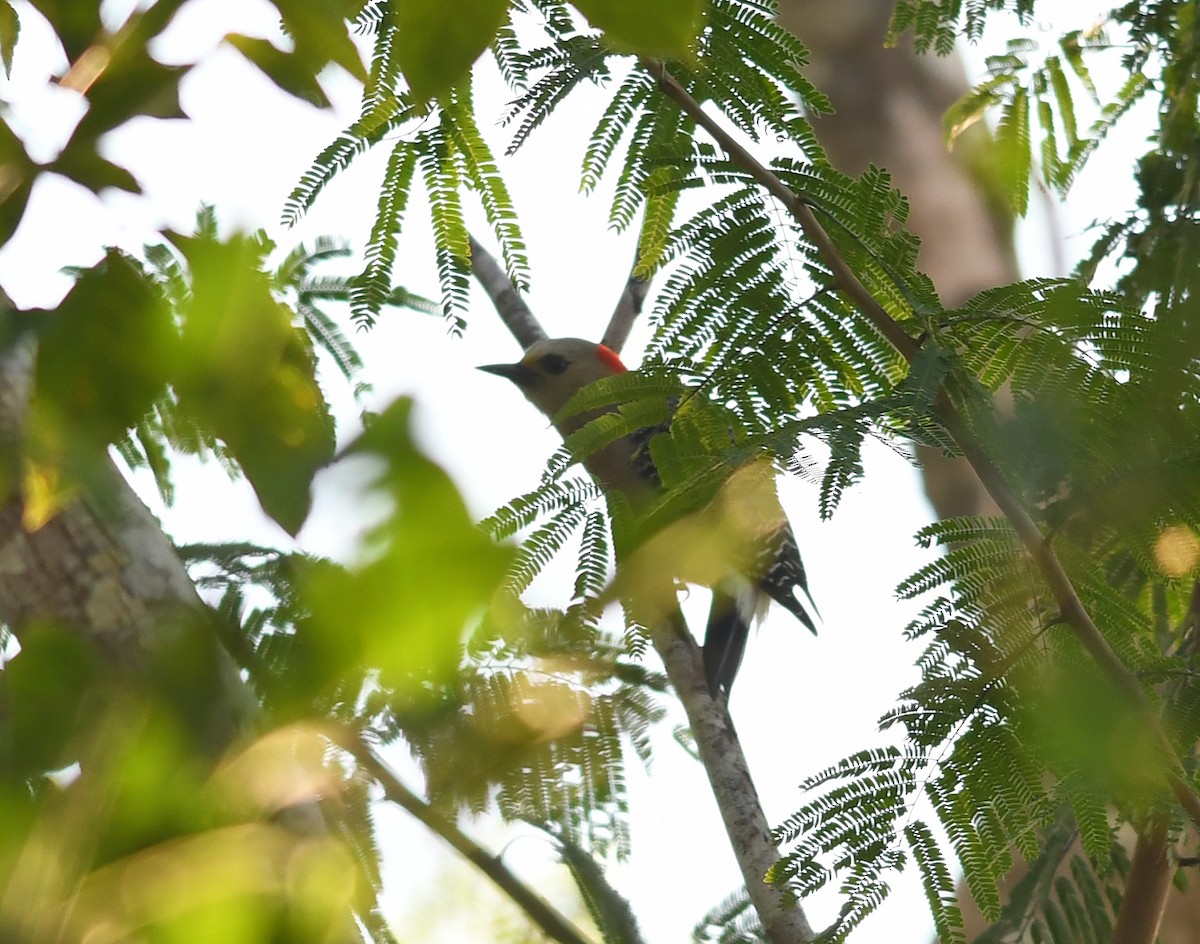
<box><xmin>601</xmin><ymin>256</ymin><xmax>650</xmax><ymax>356</ymax></box>
<box><xmin>645</xmin><ymin>62</ymin><xmax>918</xmax><ymax>363</ymax></box>
<box><xmin>643</xmin><ymin>59</ymin><xmax>1200</xmax><ymax>829</ymax></box>
<box><xmin>343</xmin><ymin>735</ymin><xmax>597</xmax><ymax>944</ymax></box>
<box><xmin>469</xmin><ymin>234</ymin><xmax>547</xmax><ymax>348</ymax></box>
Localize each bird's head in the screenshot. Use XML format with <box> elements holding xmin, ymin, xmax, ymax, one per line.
<box><xmin>478</xmin><ymin>337</ymin><xmax>628</xmax><ymax>427</ymax></box>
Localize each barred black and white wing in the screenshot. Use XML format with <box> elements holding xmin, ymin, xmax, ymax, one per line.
<box><xmin>702</xmin><ymin>519</ymin><xmax>818</xmax><ymax>698</ymax></box>
<box><xmin>756</xmin><ymin>520</ymin><xmax>819</xmax><ymax>633</ymax></box>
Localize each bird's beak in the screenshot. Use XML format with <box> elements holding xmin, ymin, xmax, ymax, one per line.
<box><xmin>478</xmin><ymin>361</ymin><xmax>534</xmax><ymax>386</ymax></box>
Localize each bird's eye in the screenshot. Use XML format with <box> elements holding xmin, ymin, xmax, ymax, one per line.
<box><xmin>540</xmin><ymin>353</ymin><xmax>569</xmax><ymax>375</ymax></box>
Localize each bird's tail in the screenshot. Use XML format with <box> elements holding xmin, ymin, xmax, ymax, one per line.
<box><xmin>772</xmin><ymin>584</ymin><xmax>820</xmax><ymax>635</ymax></box>
<box><xmin>702</xmin><ymin>585</ymin><xmax>763</xmax><ymax>698</ymax></box>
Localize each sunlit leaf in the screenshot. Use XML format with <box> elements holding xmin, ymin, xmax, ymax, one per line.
<box><xmin>71</xmin><ymin>818</ymin><xmax>360</xmax><ymax>943</ymax></box>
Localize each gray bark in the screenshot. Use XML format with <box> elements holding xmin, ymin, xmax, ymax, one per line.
<box><xmin>0</xmin><ymin>328</ymin><xmax>255</xmax><ymax>753</ymax></box>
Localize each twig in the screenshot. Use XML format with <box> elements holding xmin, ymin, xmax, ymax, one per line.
<box><xmin>215</xmin><ymin>596</ymin><xmax>592</xmax><ymax>943</ymax></box>
<box><xmin>644</xmin><ymin>57</ymin><xmax>1200</xmax><ymax>830</ymax></box>
<box><xmin>344</xmin><ymin>735</ymin><xmax>597</xmax><ymax>944</ymax></box>
<box><xmin>469</xmin><ymin>234</ymin><xmax>546</xmax><ymax>348</ymax></box>
<box><xmin>602</xmin><ymin>258</ymin><xmax>650</xmax><ymax>355</ymax></box>
<box><xmin>645</xmin><ymin>62</ymin><xmax>918</xmax><ymax>362</ymax></box>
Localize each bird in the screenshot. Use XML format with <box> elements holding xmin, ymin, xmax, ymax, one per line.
<box><xmin>479</xmin><ymin>337</ymin><xmax>817</xmax><ymax>699</ymax></box>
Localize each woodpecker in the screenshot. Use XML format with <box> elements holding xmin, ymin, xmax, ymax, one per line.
<box><xmin>479</xmin><ymin>337</ymin><xmax>817</xmax><ymax>698</ymax></box>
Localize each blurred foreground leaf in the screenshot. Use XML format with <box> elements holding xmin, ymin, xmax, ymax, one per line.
<box><xmin>299</xmin><ymin>397</ymin><xmax>512</xmax><ymax>700</ymax></box>
<box><xmin>24</xmin><ymin>249</ymin><xmax>174</xmax><ymax>524</ymax></box>
<box><xmin>225</xmin><ymin>33</ymin><xmax>332</xmax><ymax>107</ymax></box>
<box><xmin>393</xmin><ymin>0</ymin><xmax>508</xmax><ymax>101</ymax></box>
<box><xmin>0</xmin><ymin>623</ymin><xmax>97</xmax><ymax>779</ymax></box>
<box><xmin>170</xmin><ymin>231</ymin><xmax>336</xmax><ymax>535</ymax></box>
<box><xmin>573</xmin><ymin>0</ymin><xmax>704</xmax><ymax>60</ymax></box>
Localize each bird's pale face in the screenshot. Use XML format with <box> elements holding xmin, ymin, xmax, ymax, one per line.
<box><xmin>478</xmin><ymin>338</ymin><xmax>626</xmax><ymax>430</ymax></box>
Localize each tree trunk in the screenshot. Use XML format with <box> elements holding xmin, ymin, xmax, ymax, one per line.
<box><xmin>0</xmin><ymin>332</ymin><xmax>256</xmax><ymax>752</ymax></box>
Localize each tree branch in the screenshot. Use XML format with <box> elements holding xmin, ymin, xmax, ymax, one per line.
<box><xmin>645</xmin><ymin>58</ymin><xmax>1200</xmax><ymax>829</ymax></box>
<box><xmin>1110</xmin><ymin>818</ymin><xmax>1173</xmax><ymax>944</ymax></box>
<box><xmin>0</xmin><ymin>332</ymin><xmax>257</xmax><ymax>753</ymax></box>
<box><xmin>343</xmin><ymin>736</ymin><xmax>597</xmax><ymax>944</ymax></box>
<box><xmin>652</xmin><ymin>608</ymin><xmax>814</xmax><ymax>943</ymax></box>
<box><xmin>469</xmin><ymin>235</ymin><xmax>546</xmax><ymax>348</ymax></box>
<box><xmin>601</xmin><ymin>258</ymin><xmax>650</xmax><ymax>356</ymax></box>
<box><xmin>645</xmin><ymin>62</ymin><xmax>918</xmax><ymax>363</ymax></box>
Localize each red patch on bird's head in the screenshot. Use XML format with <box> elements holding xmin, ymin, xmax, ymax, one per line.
<box><xmin>595</xmin><ymin>344</ymin><xmax>627</xmax><ymax>373</ymax></box>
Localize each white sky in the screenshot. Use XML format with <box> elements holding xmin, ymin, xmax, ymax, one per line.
<box><xmin>0</xmin><ymin>0</ymin><xmax>1154</xmax><ymax>941</ymax></box>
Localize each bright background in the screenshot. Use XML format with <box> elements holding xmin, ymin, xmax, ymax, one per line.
<box><xmin>0</xmin><ymin>1</ymin><xmax>1153</xmax><ymax>940</ymax></box>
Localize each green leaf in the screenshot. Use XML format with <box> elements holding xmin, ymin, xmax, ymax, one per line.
<box><xmin>274</xmin><ymin>0</ymin><xmax>368</xmax><ymax>82</ymax></box>
<box><xmin>0</xmin><ymin>623</ymin><xmax>98</xmax><ymax>779</ymax></box>
<box><xmin>72</xmin><ymin>48</ymin><xmax>186</xmax><ymax>143</ymax></box>
<box><xmin>170</xmin><ymin>232</ymin><xmax>335</xmax><ymax>535</ymax></box>
<box><xmin>996</xmin><ymin>84</ymin><xmax>1032</xmax><ymax>215</ymax></box>
<box><xmin>393</xmin><ymin>0</ymin><xmax>508</xmax><ymax>101</ymax></box>
<box><xmin>0</xmin><ymin>119</ymin><xmax>36</xmax><ymax>248</ymax></box>
<box><xmin>1059</xmin><ymin>31</ymin><xmax>1098</xmax><ymax>103</ymax></box>
<box><xmin>973</xmin><ymin>823</ymin><xmax>1075</xmax><ymax>944</ymax></box>
<box><xmin>555</xmin><ymin>831</ymin><xmax>647</xmax><ymax>944</ymax></box>
<box><xmin>442</xmin><ymin>83</ymin><xmax>529</xmax><ymax>291</ymax></box>
<box><xmin>27</xmin><ymin>250</ymin><xmax>175</xmax><ymax>504</ymax></box>
<box><xmin>25</xmin><ymin>0</ymin><xmax>101</xmax><ymax>60</ymax></box>
<box><xmin>573</xmin><ymin>0</ymin><xmax>704</xmax><ymax>61</ymax></box>
<box><xmin>0</xmin><ymin>1</ymin><xmax>18</xmax><ymax>78</ymax></box>
<box><xmin>417</xmin><ymin>122</ymin><xmax>471</xmax><ymax>320</ymax></box>
<box><xmin>906</xmin><ymin>820</ymin><xmax>965</xmax><ymax>944</ymax></box>
<box><xmin>944</xmin><ymin>72</ymin><xmax>1017</xmax><ymax>144</ymax></box>
<box><xmin>1069</xmin><ymin>792</ymin><xmax>1112</xmax><ymax>867</ymax></box>
<box><xmin>224</xmin><ymin>34</ymin><xmax>332</xmax><ymax>108</ymax></box>
<box><xmin>299</xmin><ymin>398</ymin><xmax>512</xmax><ymax>695</ymax></box>
<box><xmin>353</xmin><ymin>140</ymin><xmax>418</xmax><ymax>323</ymax></box>
<box><xmin>48</xmin><ymin>149</ymin><xmax>140</xmax><ymax>195</ymax></box>
<box><xmin>1044</xmin><ymin>56</ymin><xmax>1079</xmax><ymax>149</ymax></box>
